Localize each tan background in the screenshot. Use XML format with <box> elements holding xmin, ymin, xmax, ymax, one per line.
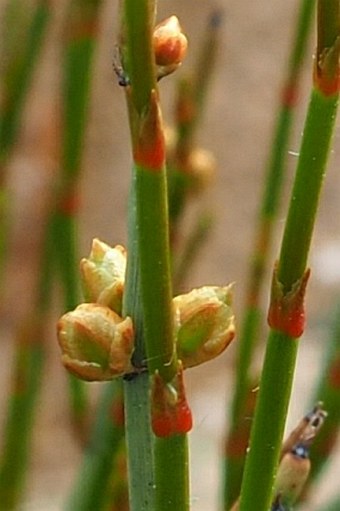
<box><xmin>1</xmin><ymin>0</ymin><xmax>340</xmax><ymax>509</ymax></box>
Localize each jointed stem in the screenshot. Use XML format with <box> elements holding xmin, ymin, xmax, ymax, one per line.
<box><xmin>121</xmin><ymin>1</ymin><xmax>190</xmax><ymax>509</ymax></box>
<box><xmin>224</xmin><ymin>1</ymin><xmax>316</xmax><ymax>505</ymax></box>
<box><xmin>238</xmin><ymin>2</ymin><xmax>340</xmax><ymax>509</ymax></box>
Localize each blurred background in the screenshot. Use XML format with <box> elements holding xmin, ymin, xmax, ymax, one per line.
<box><xmin>1</xmin><ymin>0</ymin><xmax>340</xmax><ymax>509</ymax></box>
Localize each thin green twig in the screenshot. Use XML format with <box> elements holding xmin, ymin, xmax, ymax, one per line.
<box><xmin>65</xmin><ymin>381</ymin><xmax>126</xmax><ymax>511</ymax></box>
<box><xmin>54</xmin><ymin>0</ymin><xmax>104</xmax><ymax>436</ymax></box>
<box><xmin>168</xmin><ymin>10</ymin><xmax>222</xmax><ymax>229</ymax></box>
<box><xmin>0</xmin><ymin>219</ymin><xmax>54</xmax><ymax>509</ymax></box>
<box><xmin>238</xmin><ymin>2</ymin><xmax>340</xmax><ymax>510</ymax></box>
<box><xmin>121</xmin><ymin>1</ymin><xmax>190</xmax><ymax>509</ymax></box>
<box><xmin>224</xmin><ymin>0</ymin><xmax>316</xmax><ymax>506</ymax></box>
<box><xmin>0</xmin><ymin>0</ymin><xmax>51</xmax><ymax>278</ymax></box>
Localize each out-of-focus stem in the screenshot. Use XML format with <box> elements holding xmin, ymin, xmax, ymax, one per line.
<box><xmin>55</xmin><ymin>0</ymin><xmax>104</xmax><ymax>436</ymax></box>
<box><xmin>317</xmin><ymin>495</ymin><xmax>340</xmax><ymax>511</ymax></box>
<box><xmin>168</xmin><ymin>10</ymin><xmax>222</xmax><ymax>227</ymax></box>
<box><xmin>65</xmin><ymin>381</ymin><xmax>126</xmax><ymax>511</ymax></box>
<box><xmin>238</xmin><ymin>2</ymin><xmax>340</xmax><ymax>509</ymax></box>
<box><xmin>224</xmin><ymin>0</ymin><xmax>316</xmax><ymax>507</ymax></box>
<box><xmin>0</xmin><ymin>317</ymin><xmax>46</xmax><ymax>510</ymax></box>
<box><xmin>302</xmin><ymin>300</ymin><xmax>340</xmax><ymax>498</ymax></box>
<box><xmin>0</xmin><ymin>0</ymin><xmax>51</xmax><ymax>278</ymax></box>
<box><xmin>176</xmin><ymin>9</ymin><xmax>222</xmax><ymax>160</ymax></box>
<box><xmin>0</xmin><ymin>0</ymin><xmax>51</xmax><ymax>160</ymax></box>
<box><xmin>173</xmin><ymin>211</ymin><xmax>213</xmax><ymax>290</ymax></box>
<box><xmin>0</xmin><ymin>220</ymin><xmax>54</xmax><ymax>509</ymax></box>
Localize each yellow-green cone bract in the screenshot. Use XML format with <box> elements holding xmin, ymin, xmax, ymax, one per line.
<box><xmin>80</xmin><ymin>238</ymin><xmax>126</xmax><ymax>314</ymax></box>
<box><xmin>57</xmin><ymin>303</ymin><xmax>134</xmax><ymax>381</ymax></box>
<box><xmin>173</xmin><ymin>285</ymin><xmax>235</xmax><ymax>368</ymax></box>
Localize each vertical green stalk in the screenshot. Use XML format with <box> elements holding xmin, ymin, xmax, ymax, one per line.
<box><xmin>65</xmin><ymin>381</ymin><xmax>126</xmax><ymax>511</ymax></box>
<box><xmin>168</xmin><ymin>10</ymin><xmax>222</xmax><ymax>228</ymax></box>
<box><xmin>0</xmin><ymin>0</ymin><xmax>102</xmax><ymax>505</ymax></box>
<box><xmin>122</xmin><ymin>1</ymin><xmax>190</xmax><ymax>510</ymax></box>
<box><xmin>224</xmin><ymin>0</ymin><xmax>316</xmax><ymax>506</ymax></box>
<box><xmin>123</xmin><ymin>172</ymin><xmax>156</xmax><ymax>511</ymax></box>
<box><xmin>54</xmin><ymin>0</ymin><xmax>104</xmax><ymax>435</ymax></box>
<box><xmin>238</xmin><ymin>2</ymin><xmax>340</xmax><ymax>510</ymax></box>
<box><xmin>0</xmin><ymin>0</ymin><xmax>51</xmax><ymax>160</ymax></box>
<box><xmin>120</xmin><ymin>3</ymin><xmax>157</xmax><ymax>509</ymax></box>
<box><xmin>0</xmin><ymin>0</ymin><xmax>51</xmax><ymax>277</ymax></box>
<box><xmin>0</xmin><ymin>322</ymin><xmax>46</xmax><ymax>510</ymax></box>
<box><xmin>173</xmin><ymin>212</ymin><xmax>213</xmax><ymax>290</ymax></box>
<box><xmin>176</xmin><ymin>9</ymin><xmax>222</xmax><ymax>158</ymax></box>
<box><xmin>51</xmin><ymin>209</ymin><xmax>88</xmax><ymax>437</ymax></box>
<box><xmin>0</xmin><ymin>219</ymin><xmax>54</xmax><ymax>509</ymax></box>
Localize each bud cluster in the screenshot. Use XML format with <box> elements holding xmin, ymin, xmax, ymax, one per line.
<box><xmin>57</xmin><ymin>239</ymin><xmax>235</xmax><ymax>382</ymax></box>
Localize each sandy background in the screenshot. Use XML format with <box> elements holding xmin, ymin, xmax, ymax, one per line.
<box><xmin>1</xmin><ymin>0</ymin><xmax>340</xmax><ymax>509</ymax></box>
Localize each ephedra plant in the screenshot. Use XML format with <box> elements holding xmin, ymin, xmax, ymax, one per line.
<box><xmin>1</xmin><ymin>0</ymin><xmax>340</xmax><ymax>510</ymax></box>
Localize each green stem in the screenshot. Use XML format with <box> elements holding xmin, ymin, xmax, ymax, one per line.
<box><xmin>278</xmin><ymin>90</ymin><xmax>338</xmax><ymax>287</ymax></box>
<box><xmin>65</xmin><ymin>381</ymin><xmax>126</xmax><ymax>511</ymax></box>
<box><xmin>124</xmin><ymin>374</ymin><xmax>155</xmax><ymax>511</ymax></box>
<box><xmin>51</xmin><ymin>210</ymin><xmax>88</xmax><ymax>438</ymax></box>
<box><xmin>66</xmin><ymin>165</ymin><xmax>142</xmax><ymax>511</ymax></box>
<box><xmin>155</xmin><ymin>435</ymin><xmax>190</xmax><ymax>510</ymax></box>
<box><xmin>0</xmin><ymin>321</ymin><xmax>45</xmax><ymax>510</ymax></box>
<box><xmin>238</xmin><ymin>2</ymin><xmax>340</xmax><ymax>509</ymax></box>
<box><xmin>173</xmin><ymin>211</ymin><xmax>213</xmax><ymax>290</ymax></box>
<box><xmin>0</xmin><ymin>219</ymin><xmax>54</xmax><ymax>509</ymax></box>
<box><xmin>135</xmin><ymin>167</ymin><xmax>176</xmax><ymax>379</ymax></box>
<box><xmin>168</xmin><ymin>11</ymin><xmax>222</xmax><ymax>229</ymax></box>
<box><xmin>223</xmin><ymin>0</ymin><xmax>316</xmax><ymax>506</ymax></box>
<box><xmin>123</xmin><ymin>0</ymin><xmax>156</xmax><ymax>116</ymax></box>
<box><xmin>122</xmin><ymin>1</ymin><xmax>190</xmax><ymax>510</ymax></box>
<box><xmin>0</xmin><ymin>0</ymin><xmax>51</xmax><ymax>160</ymax></box>
<box><xmin>0</xmin><ymin>0</ymin><xmax>51</xmax><ymax>277</ymax></box>
<box><xmin>238</xmin><ymin>332</ymin><xmax>298</xmax><ymax>511</ymax></box>
<box><xmin>123</xmin><ymin>172</ymin><xmax>155</xmax><ymax>511</ymax></box>
<box><xmin>61</xmin><ymin>0</ymin><xmax>102</xmax><ymax>180</ymax></box>
<box><xmin>55</xmin><ymin>0</ymin><xmax>104</xmax><ymax>436</ymax></box>
<box><xmin>176</xmin><ymin>9</ymin><xmax>222</xmax><ymax>157</ymax></box>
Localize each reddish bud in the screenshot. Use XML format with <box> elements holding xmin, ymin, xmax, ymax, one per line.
<box><xmin>151</xmin><ymin>362</ymin><xmax>192</xmax><ymax>437</ymax></box>
<box><xmin>153</xmin><ymin>16</ymin><xmax>188</xmax><ymax>78</ymax></box>
<box><xmin>267</xmin><ymin>266</ymin><xmax>310</xmax><ymax>338</ymax></box>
